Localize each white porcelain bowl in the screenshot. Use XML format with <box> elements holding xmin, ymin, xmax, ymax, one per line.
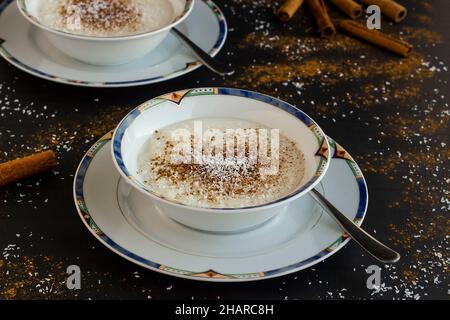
<box><xmin>17</xmin><ymin>0</ymin><xmax>194</xmax><ymax>66</ymax></box>
<box><xmin>112</xmin><ymin>88</ymin><xmax>331</xmax><ymax>232</ymax></box>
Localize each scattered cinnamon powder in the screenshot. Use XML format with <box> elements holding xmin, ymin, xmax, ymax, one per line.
<box><xmin>0</xmin><ymin>105</ymin><xmax>129</xmax><ymax>162</ymax></box>
<box><xmin>402</xmin><ymin>269</ymin><xmax>420</xmax><ymax>282</ymax></box>
<box><xmin>413</xmin><ymin>14</ymin><xmax>432</xmax><ymax>25</ymax></box>
<box><xmin>0</xmin><ymin>255</ymin><xmax>67</xmax><ymax>299</ymax></box>
<box><xmin>228</xmin><ymin>53</ymin><xmax>433</xmax><ymax>89</ymax></box>
<box><xmin>386</xmin><ymin>115</ymin><xmax>449</xmax><ymax>137</ymax></box>
<box><xmin>401</xmin><ymin>28</ymin><xmax>443</xmax><ymax>44</ymax></box>
<box><xmin>388</xmin><ymin>215</ymin><xmax>449</xmax><ymax>249</ymax></box>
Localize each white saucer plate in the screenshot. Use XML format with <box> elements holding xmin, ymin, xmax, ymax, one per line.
<box><xmin>0</xmin><ymin>0</ymin><xmax>227</xmax><ymax>87</ymax></box>
<box><xmin>73</xmin><ymin>131</ymin><xmax>368</xmax><ymax>282</ymax></box>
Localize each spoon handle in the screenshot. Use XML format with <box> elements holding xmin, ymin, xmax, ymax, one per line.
<box><xmin>310</xmin><ymin>189</ymin><xmax>400</xmax><ymax>263</ymax></box>
<box><xmin>171</xmin><ymin>28</ymin><xmax>234</xmax><ymax>76</ymax></box>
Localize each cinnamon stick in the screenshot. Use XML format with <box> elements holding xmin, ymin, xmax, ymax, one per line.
<box><xmin>306</xmin><ymin>0</ymin><xmax>336</xmax><ymax>38</ymax></box>
<box><xmin>277</xmin><ymin>0</ymin><xmax>305</xmax><ymax>22</ymax></box>
<box><xmin>0</xmin><ymin>150</ymin><xmax>57</xmax><ymax>187</ymax></box>
<box><xmin>338</xmin><ymin>19</ymin><xmax>412</xmax><ymax>57</ymax></box>
<box><xmin>360</xmin><ymin>0</ymin><xmax>407</xmax><ymax>23</ymax></box>
<box><xmin>330</xmin><ymin>0</ymin><xmax>362</xmax><ymax>19</ymax></box>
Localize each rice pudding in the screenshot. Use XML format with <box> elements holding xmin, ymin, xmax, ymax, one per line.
<box><xmin>137</xmin><ymin>118</ymin><xmax>306</xmax><ymax>208</ymax></box>
<box><xmin>35</xmin><ymin>0</ymin><xmax>180</xmax><ymax>37</ymax></box>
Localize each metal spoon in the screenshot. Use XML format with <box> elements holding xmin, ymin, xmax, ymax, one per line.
<box><xmin>310</xmin><ymin>189</ymin><xmax>401</xmax><ymax>263</ymax></box>
<box><xmin>171</xmin><ymin>28</ymin><xmax>234</xmax><ymax>76</ymax></box>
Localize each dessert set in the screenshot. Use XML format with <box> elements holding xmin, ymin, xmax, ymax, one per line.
<box><xmin>0</xmin><ymin>0</ymin><xmax>399</xmax><ymax>281</ymax></box>
<box><xmin>74</xmin><ymin>87</ymin><xmax>369</xmax><ymax>281</ymax></box>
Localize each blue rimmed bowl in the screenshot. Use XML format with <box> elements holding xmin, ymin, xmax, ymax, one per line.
<box><xmin>112</xmin><ymin>88</ymin><xmax>331</xmax><ymax>232</ymax></box>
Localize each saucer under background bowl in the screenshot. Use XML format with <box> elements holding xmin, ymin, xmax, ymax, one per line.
<box><xmin>0</xmin><ymin>0</ymin><xmax>226</xmax><ymax>86</ymax></box>
<box><xmin>73</xmin><ymin>131</ymin><xmax>367</xmax><ymax>282</ymax></box>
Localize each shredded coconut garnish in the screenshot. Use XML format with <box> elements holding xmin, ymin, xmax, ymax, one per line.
<box><xmin>137</xmin><ymin>121</ymin><xmax>306</xmax><ymax>208</ymax></box>
<box><xmin>59</xmin><ymin>0</ymin><xmax>143</xmax><ymax>34</ymax></box>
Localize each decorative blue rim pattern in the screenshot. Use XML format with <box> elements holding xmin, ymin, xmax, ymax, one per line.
<box><xmin>0</xmin><ymin>0</ymin><xmax>227</xmax><ymax>87</ymax></box>
<box><xmin>112</xmin><ymin>87</ymin><xmax>331</xmax><ymax>210</ymax></box>
<box><xmin>74</xmin><ymin>131</ymin><xmax>368</xmax><ymax>281</ymax></box>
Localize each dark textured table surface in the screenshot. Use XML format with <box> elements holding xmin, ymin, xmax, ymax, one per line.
<box><xmin>0</xmin><ymin>0</ymin><xmax>448</xmax><ymax>300</ymax></box>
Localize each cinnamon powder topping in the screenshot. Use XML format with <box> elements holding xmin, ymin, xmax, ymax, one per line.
<box><xmin>138</xmin><ymin>125</ymin><xmax>306</xmax><ymax>208</ymax></box>
<box><xmin>58</xmin><ymin>0</ymin><xmax>143</xmax><ymax>34</ymax></box>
